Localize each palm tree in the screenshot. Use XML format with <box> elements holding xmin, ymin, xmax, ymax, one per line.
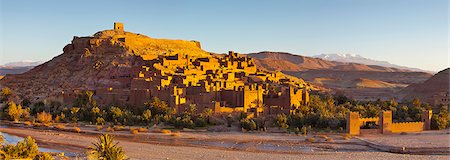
<box><xmin>88</xmin><ymin>134</ymin><xmax>127</xmax><ymax>160</ymax></box>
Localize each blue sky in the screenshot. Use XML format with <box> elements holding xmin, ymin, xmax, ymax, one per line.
<box><xmin>0</xmin><ymin>0</ymin><xmax>448</xmax><ymax>71</ymax></box>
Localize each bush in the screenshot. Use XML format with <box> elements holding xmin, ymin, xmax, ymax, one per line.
<box><xmin>306</xmin><ymin>137</ymin><xmax>315</xmax><ymax>142</ymax></box>
<box><xmin>431</xmin><ymin>106</ymin><xmax>449</xmax><ymax>130</ymax></box>
<box><xmin>301</xmin><ymin>126</ymin><xmax>308</xmax><ymax>135</ymax></box>
<box><xmin>276</xmin><ymin>113</ymin><xmax>289</xmax><ymax>129</ymax></box>
<box><xmin>343</xmin><ymin>134</ymin><xmax>351</xmax><ymax>140</ymax></box>
<box><xmin>35</xmin><ymin>152</ymin><xmax>54</xmax><ymax>160</ymax></box>
<box><xmin>0</xmin><ymin>136</ymin><xmax>39</xmax><ymax>159</ymax></box>
<box><xmin>88</xmin><ymin>134</ymin><xmax>127</xmax><ymax>160</ymax></box>
<box><xmin>73</xmin><ymin>127</ymin><xmax>81</xmax><ymax>133</ymax></box>
<box><xmin>138</xmin><ymin>127</ymin><xmax>148</xmax><ymax>132</ymax></box>
<box><xmin>161</xmin><ymin>129</ymin><xmax>171</xmax><ymax>134</ymax></box>
<box><xmin>106</xmin><ymin>127</ymin><xmax>114</xmax><ymax>132</ymax></box>
<box><xmin>24</xmin><ymin>121</ymin><xmax>32</xmax><ymax>126</ymax></box>
<box><xmin>55</xmin><ymin>124</ymin><xmax>65</xmax><ymax>130</ymax></box>
<box><xmin>325</xmin><ymin>137</ymin><xmax>334</xmax><ymax>142</ymax></box>
<box><xmin>240</xmin><ymin>119</ymin><xmax>257</xmax><ymax>131</ymax></box>
<box><xmin>7</xmin><ymin>102</ymin><xmax>23</xmax><ymax>122</ymax></box>
<box><xmin>171</xmin><ymin>131</ymin><xmax>180</xmax><ymax>137</ymax></box>
<box><xmin>113</xmin><ymin>126</ymin><xmax>125</xmax><ymax>131</ymax></box>
<box><xmin>96</xmin><ymin>117</ymin><xmax>105</xmax><ymax>125</ymax></box>
<box><xmin>37</xmin><ymin>112</ymin><xmax>52</xmax><ymax>124</ymax></box>
<box><xmin>130</xmin><ymin>128</ymin><xmax>139</xmax><ymax>135</ymax></box>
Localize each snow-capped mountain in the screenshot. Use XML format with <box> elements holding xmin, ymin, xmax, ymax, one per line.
<box><xmin>313</xmin><ymin>53</ymin><xmax>430</xmax><ymax>73</ymax></box>
<box><xmin>0</xmin><ymin>60</ymin><xmax>43</xmax><ymax>68</ymax></box>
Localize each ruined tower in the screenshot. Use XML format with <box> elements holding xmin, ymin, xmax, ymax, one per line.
<box><xmin>114</xmin><ymin>22</ymin><xmax>124</xmax><ymax>31</ymax></box>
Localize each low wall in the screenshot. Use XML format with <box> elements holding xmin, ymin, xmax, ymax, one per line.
<box><xmin>391</xmin><ymin>122</ymin><xmax>424</xmax><ymax>133</ymax></box>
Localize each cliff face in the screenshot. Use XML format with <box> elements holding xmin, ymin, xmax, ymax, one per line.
<box><xmin>0</xmin><ymin>29</ymin><xmax>210</xmax><ymax>101</ymax></box>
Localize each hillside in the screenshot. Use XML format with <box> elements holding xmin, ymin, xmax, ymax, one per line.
<box><xmin>314</xmin><ymin>53</ymin><xmax>430</xmax><ymax>73</ymax></box>
<box><xmin>248</xmin><ymin>51</ymin><xmax>409</xmax><ymax>72</ymax></box>
<box><xmin>247</xmin><ymin>51</ymin><xmax>432</xmax><ymax>101</ymax></box>
<box><xmin>0</xmin><ymin>24</ymin><xmax>311</xmax><ymax>106</ymax></box>
<box><xmin>400</xmin><ymin>68</ymin><xmax>450</xmax><ymax>105</ymax></box>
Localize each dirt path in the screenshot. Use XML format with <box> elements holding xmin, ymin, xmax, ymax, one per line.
<box><xmin>0</xmin><ymin>127</ymin><xmax>448</xmax><ymax>160</ymax></box>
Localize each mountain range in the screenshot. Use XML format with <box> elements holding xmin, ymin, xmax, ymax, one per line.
<box><xmin>313</xmin><ymin>53</ymin><xmax>431</xmax><ymax>73</ymax></box>
<box><xmin>246</xmin><ymin>51</ymin><xmax>433</xmax><ymax>101</ymax></box>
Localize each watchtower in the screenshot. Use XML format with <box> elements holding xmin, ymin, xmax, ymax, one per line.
<box><xmin>114</xmin><ymin>22</ymin><xmax>124</xmax><ymax>31</ymax></box>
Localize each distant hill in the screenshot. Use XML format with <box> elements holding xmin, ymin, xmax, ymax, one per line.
<box><xmin>400</xmin><ymin>68</ymin><xmax>450</xmax><ymax>105</ymax></box>
<box><xmin>247</xmin><ymin>51</ymin><xmax>432</xmax><ymax>101</ymax></box>
<box><xmin>313</xmin><ymin>53</ymin><xmax>431</xmax><ymax>73</ymax></box>
<box><xmin>248</xmin><ymin>51</ymin><xmax>409</xmax><ymax>72</ymax></box>
<box><xmin>0</xmin><ymin>61</ymin><xmax>42</xmax><ymax>76</ymax></box>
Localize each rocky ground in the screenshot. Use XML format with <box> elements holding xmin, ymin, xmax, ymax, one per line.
<box><xmin>0</xmin><ymin>124</ymin><xmax>448</xmax><ymax>160</ymax></box>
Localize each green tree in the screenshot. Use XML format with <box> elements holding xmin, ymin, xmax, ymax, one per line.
<box><xmin>276</xmin><ymin>113</ymin><xmax>289</xmax><ymax>129</ymax></box>
<box><xmin>0</xmin><ymin>136</ymin><xmax>39</xmax><ymax>159</ymax></box>
<box><xmin>431</xmin><ymin>106</ymin><xmax>449</xmax><ymax>130</ymax></box>
<box><xmin>142</xmin><ymin>109</ymin><xmax>152</xmax><ymax>124</ymax></box>
<box><xmin>88</xmin><ymin>134</ymin><xmax>127</xmax><ymax>160</ymax></box>
<box><xmin>1</xmin><ymin>87</ymin><xmax>11</xmax><ymax>102</ymax></box>
<box><xmin>71</xmin><ymin>107</ymin><xmax>80</xmax><ymax>123</ymax></box>
<box><xmin>7</xmin><ymin>102</ymin><xmax>23</xmax><ymax>122</ymax></box>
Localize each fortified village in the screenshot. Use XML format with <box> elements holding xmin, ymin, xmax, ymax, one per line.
<box><xmin>54</xmin><ymin>23</ymin><xmax>311</xmax><ymax>116</ymax></box>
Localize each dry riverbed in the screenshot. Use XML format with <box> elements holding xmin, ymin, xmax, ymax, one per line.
<box><xmin>0</xmin><ymin>124</ymin><xmax>448</xmax><ymax>160</ymax></box>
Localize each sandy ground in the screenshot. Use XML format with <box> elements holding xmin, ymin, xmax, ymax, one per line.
<box><xmin>358</xmin><ymin>130</ymin><xmax>450</xmax><ymax>148</ymax></box>
<box><xmin>0</xmin><ymin>126</ymin><xmax>448</xmax><ymax>160</ymax></box>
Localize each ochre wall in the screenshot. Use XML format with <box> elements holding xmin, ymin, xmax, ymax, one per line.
<box><xmin>392</xmin><ymin>122</ymin><xmax>424</xmax><ymax>133</ymax></box>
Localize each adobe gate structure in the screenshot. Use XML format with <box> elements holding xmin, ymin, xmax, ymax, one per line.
<box><xmin>347</xmin><ymin>110</ymin><xmax>432</xmax><ymax>135</ymax></box>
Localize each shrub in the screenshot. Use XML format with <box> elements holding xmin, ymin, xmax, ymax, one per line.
<box><xmin>55</xmin><ymin>124</ymin><xmax>65</xmax><ymax>130</ymax></box>
<box><xmin>325</xmin><ymin>137</ymin><xmax>334</xmax><ymax>142</ymax></box>
<box><xmin>88</xmin><ymin>134</ymin><xmax>127</xmax><ymax>160</ymax></box>
<box><xmin>294</xmin><ymin>127</ymin><xmax>300</xmax><ymax>135</ymax></box>
<box><xmin>0</xmin><ymin>136</ymin><xmax>39</xmax><ymax>159</ymax></box>
<box><xmin>73</xmin><ymin>127</ymin><xmax>81</xmax><ymax>133</ymax></box>
<box><xmin>240</xmin><ymin>119</ymin><xmax>257</xmax><ymax>131</ymax></box>
<box><xmin>138</xmin><ymin>127</ymin><xmax>148</xmax><ymax>132</ymax></box>
<box><xmin>130</xmin><ymin>128</ymin><xmax>139</xmax><ymax>135</ymax></box>
<box><xmin>37</xmin><ymin>112</ymin><xmax>52</xmax><ymax>124</ymax></box>
<box><xmin>171</xmin><ymin>131</ymin><xmax>180</xmax><ymax>137</ymax></box>
<box><xmin>276</xmin><ymin>113</ymin><xmax>289</xmax><ymax>129</ymax></box>
<box><xmin>96</xmin><ymin>126</ymin><xmax>103</xmax><ymax>131</ymax></box>
<box><xmin>35</xmin><ymin>152</ymin><xmax>54</xmax><ymax>160</ymax></box>
<box><xmin>431</xmin><ymin>106</ymin><xmax>449</xmax><ymax>130</ymax></box>
<box><xmin>96</xmin><ymin>117</ymin><xmax>105</xmax><ymax>125</ymax></box>
<box><xmin>343</xmin><ymin>134</ymin><xmax>351</xmax><ymax>140</ymax></box>
<box><xmin>113</xmin><ymin>126</ymin><xmax>125</xmax><ymax>131</ymax></box>
<box><xmin>161</xmin><ymin>129</ymin><xmax>171</xmax><ymax>134</ymax></box>
<box><xmin>301</xmin><ymin>126</ymin><xmax>308</xmax><ymax>135</ymax></box>
<box><xmin>306</xmin><ymin>137</ymin><xmax>315</xmax><ymax>142</ymax></box>
<box><xmin>24</xmin><ymin>121</ymin><xmax>32</xmax><ymax>126</ymax></box>
<box><xmin>7</xmin><ymin>102</ymin><xmax>23</xmax><ymax>122</ymax></box>
<box><xmin>106</xmin><ymin>127</ymin><xmax>114</xmax><ymax>132</ymax></box>
<box><xmin>174</xmin><ymin>116</ymin><xmax>194</xmax><ymax>129</ymax></box>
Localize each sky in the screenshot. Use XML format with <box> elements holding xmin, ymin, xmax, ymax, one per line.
<box><xmin>0</xmin><ymin>0</ymin><xmax>448</xmax><ymax>72</ymax></box>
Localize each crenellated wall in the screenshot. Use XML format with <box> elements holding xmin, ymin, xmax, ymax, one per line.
<box><xmin>391</xmin><ymin>122</ymin><xmax>424</xmax><ymax>133</ymax></box>
<box><xmin>347</xmin><ymin>110</ymin><xmax>432</xmax><ymax>135</ymax></box>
